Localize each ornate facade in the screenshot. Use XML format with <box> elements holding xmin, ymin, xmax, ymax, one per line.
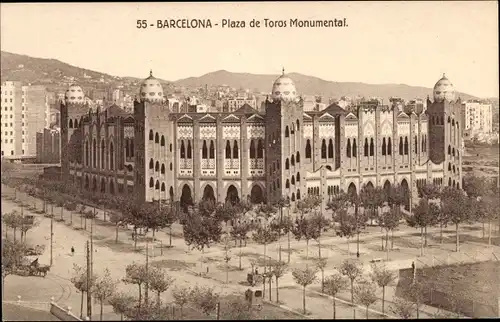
<box><xmin>60</xmin><ymin>72</ymin><xmax>463</xmax><ymax>210</ymax></box>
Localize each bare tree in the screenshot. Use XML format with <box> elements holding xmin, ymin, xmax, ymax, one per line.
<box><xmin>292</xmin><ymin>267</ymin><xmax>318</xmax><ymax>314</ymax></box>
<box><xmin>323</xmin><ymin>273</ymin><xmax>348</xmax><ymax>319</ymax></box>
<box><xmin>92</xmin><ymin>268</ymin><xmax>118</xmax><ymax>320</ymax></box>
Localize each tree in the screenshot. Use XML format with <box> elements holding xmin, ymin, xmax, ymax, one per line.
<box><xmin>65</xmin><ymin>200</ymin><xmax>78</xmax><ymax>226</ymax></box>
<box><xmin>339</xmin><ymin>259</ymin><xmax>362</xmax><ymax>304</ymax></box>
<box><xmin>230</xmin><ymin>219</ymin><xmax>252</xmax><ymax>270</ymax></box>
<box><xmin>108</xmin><ymin>292</ymin><xmax>135</xmax><ymax>321</ymax></box>
<box><xmin>314</xmin><ymin>256</ymin><xmax>327</xmax><ymax>293</ymax></box>
<box><xmin>406</xmin><ymin>198</ymin><xmax>438</xmax><ymax>255</ymax></box>
<box><xmin>1</xmin><ymin>239</ymin><xmax>26</xmax><ymax>300</ymax></box>
<box><xmin>121</xmin><ymin>199</ymin><xmax>147</xmax><ymax>250</ymax></box>
<box><xmin>291</xmin><ymin>215</ymin><xmax>315</xmax><ymax>260</ymax></box>
<box><xmin>109</xmin><ymin>211</ymin><xmax>125</xmax><ymax>244</ymax></box>
<box><xmin>222</xmin><ymin>234</ymin><xmax>232</xmax><ymax>284</ymax></box>
<box><xmin>122</xmin><ymin>262</ymin><xmax>148</xmax><ymax>313</ymax></box>
<box><xmin>71</xmin><ymin>264</ymin><xmax>96</xmax><ymax>319</ymax></box>
<box><xmin>441</xmin><ymin>186</ymin><xmax>473</xmax><ymax>252</ymax></box>
<box><xmin>323</xmin><ymin>273</ymin><xmax>348</xmax><ymax>319</ymax></box>
<box><xmin>148</xmin><ymin>266</ymin><xmax>175</xmax><ymax>306</ymax></box>
<box><xmin>370</xmin><ymin>264</ymin><xmax>397</xmax><ymax>315</ymax></box>
<box><xmin>379</xmin><ymin>208</ymin><xmax>402</xmax><ymax>260</ymax></box>
<box><xmin>390</xmin><ymin>297</ymin><xmax>415</xmax><ymax>319</ymax></box>
<box><xmin>354</xmin><ymin>281</ymin><xmax>378</xmax><ymax>319</ymax></box>
<box><xmin>292</xmin><ymin>266</ymin><xmax>318</xmax><ymax>314</ymax></box>
<box><xmin>159</xmin><ymin>201</ymin><xmax>179</xmax><ymax>247</ymax></box>
<box><xmin>271</xmin><ymin>261</ymin><xmax>288</xmax><ymax>303</ymax></box>
<box><xmin>92</xmin><ymin>268</ymin><xmax>118</xmax><ymax>320</ymax></box>
<box><xmin>190</xmin><ymin>285</ymin><xmax>220</xmax><ymax>317</ymax></box>
<box><xmin>273</xmin><ymin>196</ymin><xmax>291</xmax><ymax>262</ymax></box>
<box><xmin>405</xmin><ymin>279</ymin><xmax>425</xmax><ymax>319</ymax></box>
<box><xmin>309</xmin><ymin>212</ymin><xmax>331</xmax><ymax>259</ymax></box>
<box><xmin>3</xmin><ymin>210</ymin><xmax>22</xmax><ymax>242</ymax></box>
<box><xmin>333</xmin><ymin>208</ymin><xmax>356</xmax><ymax>256</ymax></box>
<box><xmin>172</xmin><ymin>285</ymin><xmax>191</xmax><ymax>319</ymax></box>
<box><xmin>252</xmin><ymin>225</ymin><xmax>278</xmax><ymax>297</ymax></box>
<box><xmin>462</xmin><ymin>173</ymin><xmax>487</xmax><ymax>199</ymax></box>
<box><xmin>482</xmin><ymin>194</ymin><xmax>500</xmax><ymax>246</ymax></box>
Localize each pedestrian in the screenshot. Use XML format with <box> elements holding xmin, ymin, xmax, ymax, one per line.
<box><xmin>71</xmin><ymin>246</ymin><xmax>75</xmax><ymax>256</ymax></box>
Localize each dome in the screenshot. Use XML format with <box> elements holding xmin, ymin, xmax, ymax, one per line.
<box><xmin>65</xmin><ymin>84</ymin><xmax>85</xmax><ymax>104</ymax></box>
<box><xmin>433</xmin><ymin>74</ymin><xmax>456</xmax><ymax>103</ymax></box>
<box><xmin>139</xmin><ymin>70</ymin><xmax>164</xmax><ymax>103</ymax></box>
<box><xmin>271</xmin><ymin>68</ymin><xmax>297</xmax><ymax>102</ymax></box>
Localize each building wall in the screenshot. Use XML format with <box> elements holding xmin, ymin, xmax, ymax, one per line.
<box><xmin>22</xmin><ymin>85</ymin><xmax>47</xmax><ymax>156</ymax></box>
<box><xmin>1</xmin><ymin>81</ymin><xmax>23</xmax><ymax>157</ymax></box>
<box><xmin>462</xmin><ymin>101</ymin><xmax>493</xmax><ymax>135</ymax></box>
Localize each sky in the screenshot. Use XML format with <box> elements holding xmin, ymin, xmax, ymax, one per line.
<box><xmin>0</xmin><ymin>1</ymin><xmax>498</xmax><ymax>98</ymax></box>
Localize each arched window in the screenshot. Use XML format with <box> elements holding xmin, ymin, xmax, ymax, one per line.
<box><xmin>257</xmin><ymin>140</ymin><xmax>264</xmax><ymax>158</ymax></box>
<box><xmin>297</xmin><ymin>189</ymin><xmax>301</xmax><ymax>200</ymax></box>
<box><xmin>276</xmin><ymin>161</ymin><xmax>280</xmax><ymax>170</ymax></box>
<box><xmin>296</xmin><ymin>172</ymin><xmax>300</xmax><ymax>182</ymax></box>
<box><xmin>250</xmin><ymin>140</ymin><xmax>256</xmax><ymax>159</ymax></box>
<box><xmin>225</xmin><ymin>141</ymin><xmax>231</xmax><ymax>159</ymax></box>
<box><xmin>352</xmin><ymin>139</ymin><xmax>357</xmax><ymax>157</ymax></box>
<box><xmin>286</xmin><ymin>179</ymin><xmax>290</xmax><ymax>188</ymax></box>
<box><xmin>74</xmin><ymin>119</ymin><xmax>79</xmax><ymax>128</ymax></box>
<box><xmin>180</xmin><ymin>141</ymin><xmax>186</xmax><ymax>158</ymax></box>
<box><xmin>125</xmin><ymin>139</ymin><xmax>130</xmax><ymax>158</ymax></box>
<box><xmin>109</xmin><ymin>142</ymin><xmax>114</xmax><ymax>170</ymax></box>
<box><xmin>414</xmin><ymin>136</ymin><xmax>418</xmax><ymax>154</ymax></box>
<box><xmin>202</xmin><ymin>140</ymin><xmax>208</xmax><ymax>159</ymax></box>
<box><xmin>328</xmin><ymin>139</ymin><xmax>334</xmax><ymax>159</ymax></box>
<box><xmin>130</xmin><ymin>140</ymin><xmax>134</xmax><ymax>157</ymax></box>
<box><xmin>291</xmin><ymin>176</ymin><xmax>295</xmax><ymax>185</ymax></box>
<box><xmin>364</xmin><ymin>138</ymin><xmax>369</xmax><ymax>157</ymax></box>
<box><xmin>448</xmin><ymin>163</ymin><xmax>451</xmax><ymax>171</ymax></box>
<box><xmin>440</xmin><ymin>116</ymin><xmax>444</xmax><ymax>125</ymax></box>
<box><xmin>321</xmin><ymin>139</ymin><xmax>327</xmax><ymax>159</ymax></box>
<box><xmin>161</xmin><ymin>183</ymin><xmax>165</xmax><ymax>192</ymax></box>
<box><xmin>149</xmin><ymin>158</ymin><xmax>154</xmax><ymax>169</ymax></box>
<box><xmin>85</xmin><ymin>141</ymin><xmax>89</xmax><ymax>166</ymax></box>
<box><xmin>452</xmin><ymin>148</ymin><xmax>455</xmax><ymax>157</ymax></box>
<box><xmin>69</xmin><ymin>119</ymin><xmax>73</xmax><ymax>128</ymax></box>
<box><xmin>155</xmin><ymin>133</ymin><xmax>159</xmax><ymax>143</ymax></box>
<box><xmin>285</xmin><ymin>126</ymin><xmax>289</xmax><ymax>138</ymax></box>
<box><xmin>285</xmin><ymin>158</ymin><xmax>290</xmax><ymax>170</ymax></box>
<box><xmin>155</xmin><ymin>180</ymin><xmax>160</xmax><ymax>190</ymax></box>
<box><xmin>187</xmin><ymin>140</ymin><xmax>192</xmax><ymax>159</ymax></box>
<box><xmin>447</xmin><ymin>116</ymin><xmax>451</xmax><ymax>123</ymax></box>
<box><xmin>160</xmin><ymin>135</ymin><xmax>165</xmax><ymax>146</ymax></box>
<box><xmin>155</xmin><ymin>161</ymin><xmax>159</xmax><ymax>172</ymax></box>
<box><xmin>296</xmin><ymin>152</ymin><xmax>300</xmax><ymax>163</ymax></box>
<box><xmin>291</xmin><ymin>155</ymin><xmax>295</xmax><ymax>166</ymax></box>
<box><xmin>209</xmin><ymin>140</ymin><xmax>215</xmax><ymax>159</ymax></box>
<box><xmin>404</xmin><ymin>137</ymin><xmax>408</xmax><ymax>155</ymax></box>
<box><xmin>233</xmin><ymin>140</ymin><xmax>239</xmax><ymax>159</ymax></box>
<box><xmin>291</xmin><ymin>193</ymin><xmax>295</xmax><ymax>201</ymax></box>
<box><xmin>448</xmin><ymin>145</ymin><xmax>451</xmax><ymax>155</ymax></box>
<box><xmin>161</xmin><ymin>163</ymin><xmax>165</xmax><ymax>174</ymax></box>
<box><xmin>296</xmin><ymin>120</ymin><xmax>300</xmax><ymax>131</ymax></box>
<box><xmin>305</xmin><ymin>139</ymin><xmax>312</xmax><ymax>159</ymax></box>
<box><xmin>101</xmin><ymin>139</ymin><xmax>105</xmax><ymax>169</ymax></box>
<box><xmin>346</xmin><ymin>138</ymin><xmax>351</xmax><ymax>158</ymax></box>
<box><xmin>149</xmin><ymin>130</ymin><xmax>154</xmax><ymax>140</ymax></box>
<box><xmin>291</xmin><ymin>124</ymin><xmax>295</xmax><ymax>135</ymax></box>
<box><xmin>382</xmin><ymin>138</ymin><xmax>386</xmax><ymax>156</ymax></box>
<box><xmin>149</xmin><ymin>177</ymin><xmax>154</xmax><ymax>188</ymax></box>
<box><xmin>388</xmin><ymin>137</ymin><xmax>392</xmax><ymax>155</ymax></box>
<box><xmin>399</xmin><ymin>137</ymin><xmax>404</xmax><ymax>155</ymax></box>
<box><xmin>369</xmin><ymin>138</ymin><xmax>374</xmax><ymax>156</ymax></box>
<box><xmin>92</xmin><ymin>139</ymin><xmax>97</xmax><ymax>168</ymax></box>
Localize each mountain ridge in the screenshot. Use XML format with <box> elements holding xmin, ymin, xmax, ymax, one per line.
<box><xmin>1</xmin><ymin>50</ymin><xmax>481</xmax><ymax>101</ymax></box>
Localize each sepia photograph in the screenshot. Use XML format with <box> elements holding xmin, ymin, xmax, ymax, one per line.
<box><xmin>0</xmin><ymin>1</ymin><xmax>498</xmax><ymax>320</ymax></box>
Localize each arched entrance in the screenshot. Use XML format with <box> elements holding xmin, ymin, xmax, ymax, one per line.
<box><xmin>365</xmin><ymin>181</ymin><xmax>374</xmax><ymax>191</ymax></box>
<box><xmin>383</xmin><ymin>180</ymin><xmax>391</xmax><ymax>200</ymax></box>
<box><xmin>85</xmin><ymin>176</ymin><xmax>89</xmax><ymax>190</ymax></box>
<box><xmin>180</xmin><ymin>184</ymin><xmax>193</xmax><ymax>212</ymax></box>
<box><xmin>225</xmin><ymin>185</ymin><xmax>240</xmax><ymax>205</ymax></box>
<box><xmin>169</xmin><ymin>187</ymin><xmax>174</xmax><ymax>201</ymax></box>
<box><xmin>250</xmin><ymin>185</ymin><xmax>265</xmax><ymax>204</ymax></box>
<box><xmin>347</xmin><ymin>183</ymin><xmax>357</xmax><ymax>200</ymax></box>
<box><xmin>202</xmin><ymin>185</ymin><xmax>216</xmax><ymax>202</ymax></box>
<box><xmin>401</xmin><ymin>179</ymin><xmax>410</xmax><ymax>209</ymax></box>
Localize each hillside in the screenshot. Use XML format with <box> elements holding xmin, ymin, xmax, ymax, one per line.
<box><xmin>1</xmin><ymin>51</ymin><xmax>481</xmax><ymax>101</ymax></box>
<box><xmin>175</xmin><ymin>70</ymin><xmax>479</xmax><ymax>101</ymax></box>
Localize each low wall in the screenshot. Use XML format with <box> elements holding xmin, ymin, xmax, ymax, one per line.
<box><xmin>50</xmin><ymin>302</ymin><xmax>82</xmax><ymax>321</ymax></box>
<box><xmin>397</xmin><ymin>267</ymin><xmax>500</xmax><ymax>318</ymax></box>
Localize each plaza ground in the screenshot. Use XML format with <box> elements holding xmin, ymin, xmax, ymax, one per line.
<box><xmin>2</xmin><ymin>184</ymin><xmax>500</xmax><ymax>319</ymax></box>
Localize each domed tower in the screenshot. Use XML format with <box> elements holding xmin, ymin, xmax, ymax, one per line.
<box><xmin>265</xmin><ymin>68</ymin><xmax>304</xmax><ymax>204</ymax></box>
<box><xmin>61</xmin><ymin>84</ymin><xmax>89</xmax><ymax>180</ymax></box>
<box><xmin>139</xmin><ymin>70</ymin><xmax>164</xmax><ymax>103</ymax></box>
<box><xmin>426</xmin><ymin>74</ymin><xmax>463</xmax><ymax>188</ymax></box>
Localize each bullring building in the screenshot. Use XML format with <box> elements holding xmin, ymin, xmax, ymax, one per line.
<box><xmin>60</xmin><ymin>71</ymin><xmax>463</xmax><ymax>211</ymax></box>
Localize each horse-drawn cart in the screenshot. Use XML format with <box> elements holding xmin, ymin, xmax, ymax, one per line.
<box><xmin>15</xmin><ymin>258</ymin><xmax>50</xmax><ymax>277</ymax></box>
<box><xmin>245</xmin><ymin>288</ymin><xmax>263</xmax><ymax>311</ymax></box>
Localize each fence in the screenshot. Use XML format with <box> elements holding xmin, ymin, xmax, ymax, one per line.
<box><xmin>397</xmin><ymin>267</ymin><xmax>500</xmax><ymax>318</ymax></box>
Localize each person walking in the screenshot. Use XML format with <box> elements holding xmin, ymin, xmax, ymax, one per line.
<box><xmin>71</xmin><ymin>246</ymin><xmax>75</xmax><ymax>256</ymax></box>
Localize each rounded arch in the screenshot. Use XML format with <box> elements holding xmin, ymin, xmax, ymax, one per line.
<box><xmin>180</xmin><ymin>184</ymin><xmax>194</xmax><ymax>212</ymax></box>
<box><xmin>296</xmin><ymin>172</ymin><xmax>301</xmax><ymax>182</ymax></box>
<box><xmin>161</xmin><ymin>182</ymin><xmax>166</xmax><ymax>192</ymax></box>
<box><xmin>149</xmin><ymin>158</ymin><xmax>154</xmax><ymax>169</ymax></box>
<box><xmin>291</xmin><ymin>193</ymin><xmax>296</xmax><ymax>202</ymax></box>
<box><xmin>225</xmin><ymin>184</ymin><xmax>240</xmax><ymax>205</ymax></box>
<box><xmin>296</xmin><ymin>189</ymin><xmax>301</xmax><ymax>200</ymax></box>
<box><xmin>149</xmin><ymin>130</ymin><xmax>154</xmax><ymax>140</ymax></box>
<box><xmin>100</xmin><ymin>178</ymin><xmax>106</xmax><ymax>193</ymax></box>
<box><xmin>155</xmin><ymin>132</ymin><xmax>159</xmax><ymax>143</ymax></box>
<box><xmin>155</xmin><ymin>161</ymin><xmax>160</xmax><ymax>172</ymax></box>
<box><xmin>383</xmin><ymin>180</ymin><xmax>391</xmax><ymax>197</ymax></box>
<box><xmin>149</xmin><ymin>177</ymin><xmax>154</xmax><ymax>188</ymax></box>
<box><xmin>161</xmin><ymin>163</ymin><xmax>165</xmax><ymax>174</ymax></box>
<box><xmin>74</xmin><ymin>119</ymin><xmax>79</xmax><ymax>128</ymax></box>
<box><xmin>291</xmin><ymin>175</ymin><xmax>295</xmax><ymax>185</ymax></box>
<box><xmin>250</xmin><ymin>184</ymin><xmax>265</xmax><ymax>204</ymax></box>
<box><xmin>202</xmin><ymin>184</ymin><xmax>216</xmax><ymax>202</ymax></box>
<box><xmin>155</xmin><ymin>180</ymin><xmax>160</xmax><ymax>190</ymax></box>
